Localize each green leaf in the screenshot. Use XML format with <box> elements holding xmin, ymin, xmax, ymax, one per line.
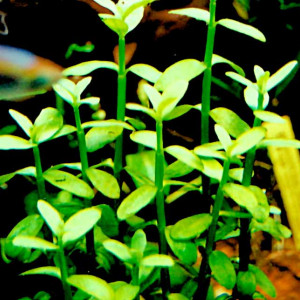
<box><xmin>63</xmin><ymin>61</ymin><xmax>119</xmax><ymax>76</ymax></box>
<box><xmin>131</xmin><ymin>229</ymin><xmax>147</xmax><ymax>254</ymax></box>
<box><xmin>166</xmin><ymin>177</ymin><xmax>201</xmax><ymax>204</ymax></box>
<box><xmin>164</xmin><ymin>160</ymin><xmax>194</xmax><ymax>179</ymax></box>
<box><xmin>97</xmin><ymin>204</ymin><xmax>119</xmax><ymax>237</ymax></box>
<box><xmin>124</xmin><ymin>6</ymin><xmax>144</xmax><ymax>33</ymax></box>
<box><xmin>114</xmin><ymin>283</ymin><xmax>139</xmax><ymax>300</ymax></box>
<box><xmin>163</xmin><ymin>104</ymin><xmax>194</xmax><ymax>121</ymax></box>
<box><xmin>13</xmin><ymin>236</ymin><xmax>58</xmax><ymax>251</ymax></box>
<box><xmin>63</xmin><ymin>207</ymin><xmax>101</xmax><ymax>245</ymax></box>
<box><xmin>128</xmin><ymin>64</ymin><xmax>162</xmax><ymax>83</ymax></box>
<box><xmin>141</xmin><ymin>254</ymin><xmax>174</xmax><ymax>267</ymax></box>
<box><xmin>31</xmin><ymin>108</ymin><xmax>63</xmax><ymax>143</ymax></box>
<box><xmin>194</xmin><ymin>145</ymin><xmax>226</xmax><ymax>161</ymax></box>
<box><xmin>143</xmin><ymin>84</ymin><xmax>162</xmax><ymax>111</ymax></box>
<box><xmin>267</xmin><ymin>60</ymin><xmax>298</xmax><ymax>91</ymax></box>
<box><xmin>244</xmin><ymin>85</ymin><xmax>269</xmax><ymax>110</ymax></box>
<box><xmin>125</xmin><ymin>150</ymin><xmax>156</xmax><ymax>187</ymax></box>
<box><xmin>67</xmin><ymin>274</ymin><xmax>114</xmax><ymax>300</ymax></box>
<box><xmin>248</xmin><ymin>264</ymin><xmax>276</xmax><ymax>297</ymax></box>
<box><xmin>165</xmin><ymin>226</ymin><xmax>197</xmax><ymax>265</ymax></box>
<box><xmin>0</xmin><ymin>135</ymin><xmax>33</xmax><ymax>150</ymax></box>
<box><xmin>209</xmin><ymin>250</ymin><xmax>236</xmax><ymax>289</ymax></box>
<box><xmin>214</xmin><ymin>124</ymin><xmax>232</xmax><ymax>151</ymax></box>
<box><xmin>169</xmin><ymin>7</ymin><xmax>210</xmax><ymax>23</ymax></box>
<box><xmin>126</xmin><ymin>103</ymin><xmax>157</xmax><ymax>119</ymax></box>
<box><xmin>250</xmin><ymin>217</ymin><xmax>292</xmax><ymax>240</ymax></box>
<box><xmin>43</xmin><ymin>169</ymin><xmax>94</xmax><ymax>199</ymax></box>
<box><xmin>37</xmin><ymin>200</ymin><xmax>64</xmax><ymax>237</ymax></box>
<box><xmin>155</xmin><ymin>59</ymin><xmax>206</xmax><ymax>91</ymax></box>
<box><xmin>21</xmin><ymin>266</ymin><xmax>61</xmax><ymax>279</ymax></box>
<box><xmin>75</xmin><ymin>76</ymin><xmax>92</xmax><ymax>97</ymax></box>
<box><xmin>218</xmin><ymin>19</ymin><xmax>266</xmax><ymax>42</ymax></box>
<box><xmin>223</xmin><ymin>183</ymin><xmax>258</xmax><ymax>216</ymax></box>
<box><xmin>53</xmin><ymin>82</ymin><xmax>74</xmax><ymax>104</ymax></box>
<box><xmin>171</xmin><ymin>214</ymin><xmax>212</xmax><ymax>240</ymax></box>
<box><xmin>82</xmin><ymin>119</ymin><xmax>133</xmax><ymax>130</ymax></box>
<box><xmin>103</xmin><ymin>239</ymin><xmax>132</xmax><ymax>262</ymax></box>
<box><xmin>86</xmin><ymin>168</ymin><xmax>120</xmax><ymax>199</ymax></box>
<box><xmin>253</xmin><ymin>110</ymin><xmax>286</xmax><ymax>123</ymax></box>
<box><xmin>5</xmin><ymin>215</ymin><xmax>44</xmax><ymax>258</ymax></box>
<box><xmin>117</xmin><ymin>185</ymin><xmax>157</xmax><ymax>220</ymax></box>
<box><xmin>201</xmin><ymin>158</ymin><xmax>223</xmax><ymax>181</ymax></box>
<box><xmin>258</xmin><ymin>138</ymin><xmax>300</xmax><ymax>148</ymax></box>
<box><xmin>130</xmin><ymin>130</ymin><xmax>157</xmax><ymax>150</ymax></box>
<box><xmin>9</xmin><ymin>109</ymin><xmax>33</xmax><ymax>137</ymax></box>
<box><xmin>158</xmin><ymin>80</ymin><xmax>189</xmax><ymax>119</ymax></box>
<box><xmin>237</xmin><ymin>270</ymin><xmax>256</xmax><ymax>296</ymax></box>
<box><xmin>248</xmin><ymin>185</ymin><xmax>269</xmax><ymax>222</ymax></box>
<box><xmin>86</xmin><ymin>126</ymin><xmax>123</xmax><ymax>152</ymax></box>
<box><xmin>228</xmin><ymin>127</ymin><xmax>266</xmax><ymax>157</ymax></box>
<box><xmin>80</xmin><ymin>96</ymin><xmax>100</xmax><ymax>106</ymax></box>
<box><xmin>212</xmin><ymin>54</ymin><xmax>245</xmax><ymax>76</ymax></box>
<box><xmin>51</xmin><ymin>124</ymin><xmax>77</xmax><ymax>140</ymax></box>
<box><xmin>165</xmin><ymin>145</ymin><xmax>203</xmax><ymax>172</ymax></box>
<box><xmin>15</xmin><ymin>166</ymin><xmax>37</xmax><ymax>177</ymax></box>
<box><xmin>226</xmin><ymin>71</ymin><xmax>253</xmax><ymax>87</ymax></box>
<box><xmin>101</xmin><ymin>16</ymin><xmax>128</xmax><ymax>36</ymax></box>
<box><xmin>210</xmin><ymin>107</ymin><xmax>250</xmax><ymax>138</ymax></box>
<box><xmin>168</xmin><ymin>294</ymin><xmax>189</xmax><ymax>300</ymax></box>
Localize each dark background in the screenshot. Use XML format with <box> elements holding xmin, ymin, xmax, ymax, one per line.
<box><xmin>0</xmin><ymin>0</ymin><xmax>299</xmax><ymax>298</ymax></box>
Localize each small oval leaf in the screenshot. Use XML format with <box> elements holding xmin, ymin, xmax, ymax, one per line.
<box><xmin>86</xmin><ymin>168</ymin><xmax>120</xmax><ymax>199</ymax></box>
<box><xmin>171</xmin><ymin>214</ymin><xmax>212</xmax><ymax>240</ymax></box>
<box><xmin>63</xmin><ymin>207</ymin><xmax>101</xmax><ymax>245</ymax></box>
<box><xmin>117</xmin><ymin>185</ymin><xmax>157</xmax><ymax>220</ymax></box>
<box><xmin>67</xmin><ymin>274</ymin><xmax>114</xmax><ymax>300</ymax></box>
<box><xmin>209</xmin><ymin>250</ymin><xmax>236</xmax><ymax>289</ymax></box>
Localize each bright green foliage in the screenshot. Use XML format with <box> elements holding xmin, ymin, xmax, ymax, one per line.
<box><xmin>117</xmin><ymin>185</ymin><xmax>157</xmax><ymax>220</ymax></box>
<box><xmin>86</xmin><ymin>168</ymin><xmax>120</xmax><ymax>199</ymax></box>
<box><xmin>209</xmin><ymin>250</ymin><xmax>236</xmax><ymax>289</ymax></box>
<box><xmin>165</xmin><ymin>226</ymin><xmax>197</xmax><ymax>265</ymax></box>
<box><xmin>237</xmin><ymin>270</ymin><xmax>257</xmax><ymax>296</ymax></box>
<box><xmin>67</xmin><ymin>274</ymin><xmax>114</xmax><ymax>300</ymax></box>
<box><xmin>43</xmin><ymin>169</ymin><xmax>94</xmax><ymax>199</ymax></box>
<box><xmin>2</xmin><ymin>214</ymin><xmax>44</xmax><ymax>263</ymax></box>
<box><xmin>170</xmin><ymin>214</ymin><xmax>212</xmax><ymax>240</ymax></box>
<box><xmin>1</xmin><ymin>1</ymin><xmax>299</xmax><ymax>300</ymax></box>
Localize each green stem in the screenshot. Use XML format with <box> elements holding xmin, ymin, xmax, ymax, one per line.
<box><xmin>131</xmin><ymin>265</ymin><xmax>140</xmax><ymax>300</ymax></box>
<box><xmin>33</xmin><ymin>144</ymin><xmax>47</xmax><ymax>200</ymax></box>
<box><xmin>201</xmin><ymin>0</ymin><xmax>217</xmax><ymax>146</ymax></box>
<box><xmin>237</xmin><ymin>93</ymin><xmax>263</xmax><ymax>300</ymax></box>
<box><xmin>58</xmin><ymin>238</ymin><xmax>73</xmax><ymax>300</ymax></box>
<box><xmin>114</xmin><ymin>35</ymin><xmax>127</xmax><ymax>183</ymax></box>
<box><xmin>155</xmin><ymin>118</ymin><xmax>170</xmax><ymax>298</ymax></box>
<box><xmin>195</xmin><ymin>158</ymin><xmax>231</xmax><ymax>300</ymax></box>
<box><xmin>73</xmin><ymin>101</ymin><xmax>89</xmax><ymax>184</ymax></box>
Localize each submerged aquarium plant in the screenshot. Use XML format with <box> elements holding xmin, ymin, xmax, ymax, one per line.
<box><xmin>0</xmin><ymin>0</ymin><xmax>299</xmax><ymax>299</ymax></box>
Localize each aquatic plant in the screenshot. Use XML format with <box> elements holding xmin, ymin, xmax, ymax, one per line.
<box><xmin>0</xmin><ymin>0</ymin><xmax>299</xmax><ymax>299</ymax></box>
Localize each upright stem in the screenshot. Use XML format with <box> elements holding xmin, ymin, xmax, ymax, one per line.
<box><xmin>58</xmin><ymin>238</ymin><xmax>73</xmax><ymax>300</ymax></box>
<box><xmin>195</xmin><ymin>158</ymin><xmax>231</xmax><ymax>299</ymax></box>
<box><xmin>237</xmin><ymin>94</ymin><xmax>263</xmax><ymax>300</ymax></box>
<box><xmin>131</xmin><ymin>265</ymin><xmax>140</xmax><ymax>300</ymax></box>
<box><xmin>201</xmin><ymin>0</ymin><xmax>218</xmax><ymax>214</ymax></box>
<box><xmin>201</xmin><ymin>0</ymin><xmax>217</xmax><ymax>146</ymax></box>
<box><xmin>33</xmin><ymin>144</ymin><xmax>47</xmax><ymax>200</ymax></box>
<box><xmin>155</xmin><ymin>118</ymin><xmax>170</xmax><ymax>298</ymax></box>
<box><xmin>73</xmin><ymin>102</ymin><xmax>89</xmax><ymax>184</ymax></box>
<box><xmin>114</xmin><ymin>35</ymin><xmax>127</xmax><ymax>183</ymax></box>
<box><xmin>73</xmin><ymin>100</ymin><xmax>95</xmax><ymax>257</ymax></box>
